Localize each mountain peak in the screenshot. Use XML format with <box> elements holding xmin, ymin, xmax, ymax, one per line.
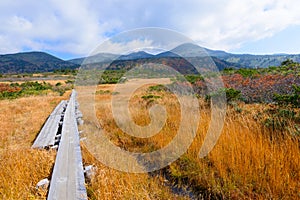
<box><xmin>170</xmin><ymin>43</ymin><xmax>209</xmax><ymax>57</ymax></box>
<box><xmin>0</xmin><ymin>51</ymin><xmax>78</xmax><ymax>74</ymax></box>
<box><xmin>117</xmin><ymin>51</ymin><xmax>154</xmax><ymax>60</ymax></box>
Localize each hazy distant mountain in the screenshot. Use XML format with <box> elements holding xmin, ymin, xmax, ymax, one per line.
<box><xmin>1</xmin><ymin>44</ymin><xmax>300</xmax><ymax>74</ymax></box>
<box><xmin>171</xmin><ymin>43</ymin><xmax>208</xmax><ymax>57</ymax></box>
<box><xmin>68</xmin><ymin>51</ymin><xmax>154</xmax><ymax>65</ymax></box>
<box><xmin>222</xmin><ymin>53</ymin><xmax>300</xmax><ymax>68</ymax></box>
<box><xmin>155</xmin><ymin>51</ymin><xmax>181</xmax><ymax>58</ymax></box>
<box><xmin>211</xmin><ymin>57</ymin><xmax>243</xmax><ymax>70</ymax></box>
<box><xmin>203</xmin><ymin>48</ymin><xmax>300</xmax><ymax>68</ymax></box>
<box><xmin>169</xmin><ymin>43</ymin><xmax>300</xmax><ymax>68</ymax></box>
<box><xmin>155</xmin><ymin>43</ymin><xmax>242</xmax><ymax>70</ymax></box>
<box><xmin>204</xmin><ymin>48</ymin><xmax>233</xmax><ymax>58</ymax></box>
<box><xmin>0</xmin><ymin>52</ymin><xmax>78</xmax><ymax>74</ymax></box>
<box><xmin>117</xmin><ymin>51</ymin><xmax>154</xmax><ymax>60</ymax></box>
<box><xmin>68</xmin><ymin>53</ymin><xmax>119</xmax><ymax>65</ymax></box>
<box><xmin>106</xmin><ymin>55</ymin><xmax>241</xmax><ymax>75</ymax></box>
<box><xmin>69</xmin><ymin>43</ymin><xmax>300</xmax><ymax>69</ymax></box>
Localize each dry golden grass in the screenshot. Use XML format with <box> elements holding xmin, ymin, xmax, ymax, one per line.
<box><xmin>1</xmin><ymin>79</ymin><xmax>299</xmax><ymax>199</ymax></box>
<box><xmin>81</xmin><ymin>144</ymin><xmax>188</xmax><ymax>200</ymax></box>
<box><xmin>79</xmin><ymin>81</ymin><xmax>299</xmax><ymax>199</ymax></box>
<box><xmin>184</xmin><ymin>105</ymin><xmax>300</xmax><ymax>199</ymax></box>
<box><xmin>78</xmin><ymin>83</ymin><xmax>189</xmax><ymax>199</ymax></box>
<box><xmin>0</xmin><ymin>92</ymin><xmax>70</xmax><ymax>199</ymax></box>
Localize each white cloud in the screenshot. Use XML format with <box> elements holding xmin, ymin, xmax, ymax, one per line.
<box><xmin>1</xmin><ymin>0</ymin><xmax>300</xmax><ymax>57</ymax></box>
<box><xmin>93</xmin><ymin>39</ymin><xmax>155</xmax><ymax>55</ymax></box>
<box><xmin>0</xmin><ymin>0</ymin><xmax>106</xmax><ymax>56</ymax></box>
<box><xmin>175</xmin><ymin>0</ymin><xmax>300</xmax><ymax>50</ymax></box>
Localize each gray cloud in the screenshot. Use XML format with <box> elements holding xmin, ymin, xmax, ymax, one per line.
<box><xmin>1</xmin><ymin>0</ymin><xmax>300</xmax><ymax>57</ymax></box>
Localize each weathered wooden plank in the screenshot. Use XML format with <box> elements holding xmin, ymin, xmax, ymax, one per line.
<box><xmin>32</xmin><ymin>100</ymin><xmax>67</xmax><ymax>149</ymax></box>
<box><xmin>47</xmin><ymin>90</ymin><xmax>87</xmax><ymax>200</ymax></box>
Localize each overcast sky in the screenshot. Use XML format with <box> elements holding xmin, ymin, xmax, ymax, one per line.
<box><xmin>1</xmin><ymin>0</ymin><xmax>300</xmax><ymax>59</ymax></box>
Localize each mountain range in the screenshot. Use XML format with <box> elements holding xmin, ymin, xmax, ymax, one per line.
<box><xmin>1</xmin><ymin>43</ymin><xmax>300</xmax><ymax>74</ymax></box>
<box><xmin>0</xmin><ymin>52</ymin><xmax>78</xmax><ymax>74</ymax></box>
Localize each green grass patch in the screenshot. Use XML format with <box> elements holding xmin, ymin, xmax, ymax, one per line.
<box><xmin>0</xmin><ymin>81</ymin><xmax>73</xmax><ymax>99</ymax></box>
<box><xmin>95</xmin><ymin>90</ymin><xmax>111</xmax><ymax>95</ymax></box>
<box><xmin>141</xmin><ymin>94</ymin><xmax>161</xmax><ymax>100</ymax></box>
<box><xmin>99</xmin><ymin>70</ymin><xmax>126</xmax><ymax>84</ymax></box>
<box><xmin>148</xmin><ymin>84</ymin><xmax>167</xmax><ymax>92</ymax></box>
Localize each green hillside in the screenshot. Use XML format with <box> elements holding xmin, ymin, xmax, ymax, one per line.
<box><xmin>206</xmin><ymin>48</ymin><xmax>300</xmax><ymax>68</ymax></box>
<box><xmin>0</xmin><ymin>52</ymin><xmax>78</xmax><ymax>74</ymax></box>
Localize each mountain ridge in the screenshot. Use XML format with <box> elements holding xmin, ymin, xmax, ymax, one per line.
<box><xmin>1</xmin><ymin>44</ymin><xmax>300</xmax><ymax>74</ymax></box>
<box><xmin>0</xmin><ymin>51</ymin><xmax>78</xmax><ymax>74</ymax></box>
<box><xmin>69</xmin><ymin>44</ymin><xmax>300</xmax><ymax>68</ymax></box>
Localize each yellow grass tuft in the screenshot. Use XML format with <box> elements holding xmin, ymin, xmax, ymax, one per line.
<box><xmin>79</xmin><ymin>82</ymin><xmax>299</xmax><ymax>199</ymax></box>
<box><xmin>1</xmin><ymin>80</ymin><xmax>299</xmax><ymax>199</ymax></box>
<box><xmin>0</xmin><ymin>92</ymin><xmax>70</xmax><ymax>199</ymax></box>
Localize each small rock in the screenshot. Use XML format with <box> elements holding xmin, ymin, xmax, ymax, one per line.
<box><xmin>77</xmin><ymin>118</ymin><xmax>84</xmax><ymax>125</ymax></box>
<box><xmin>50</xmin><ymin>145</ymin><xmax>58</xmax><ymax>150</ymax></box>
<box><xmin>36</xmin><ymin>178</ymin><xmax>49</xmax><ymax>190</ymax></box>
<box><xmin>84</xmin><ymin>165</ymin><xmax>96</xmax><ymax>182</ymax></box>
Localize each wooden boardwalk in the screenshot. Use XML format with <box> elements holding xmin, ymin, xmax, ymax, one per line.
<box><xmin>32</xmin><ymin>100</ymin><xmax>67</xmax><ymax>149</ymax></box>
<box><xmin>32</xmin><ymin>90</ymin><xmax>87</xmax><ymax>199</ymax></box>
<box><xmin>47</xmin><ymin>90</ymin><xmax>87</xmax><ymax>200</ymax></box>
